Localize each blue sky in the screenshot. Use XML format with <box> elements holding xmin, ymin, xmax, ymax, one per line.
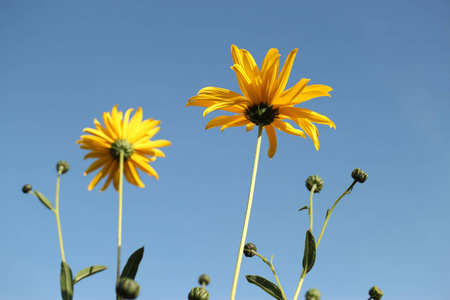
<box><xmin>1</xmin><ymin>0</ymin><xmax>449</xmax><ymax>299</ymax></box>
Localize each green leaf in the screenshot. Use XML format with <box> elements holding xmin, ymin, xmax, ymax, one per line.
<box><xmin>121</xmin><ymin>246</ymin><xmax>144</xmax><ymax>280</ymax></box>
<box><xmin>34</xmin><ymin>190</ymin><xmax>54</xmax><ymax>210</ymax></box>
<box><xmin>298</xmin><ymin>206</ymin><xmax>308</xmax><ymax>212</ymax></box>
<box><xmin>60</xmin><ymin>261</ymin><xmax>74</xmax><ymax>300</ymax></box>
<box><xmin>302</xmin><ymin>229</ymin><xmax>316</xmax><ymax>274</ymax></box>
<box><xmin>73</xmin><ymin>265</ymin><xmax>108</xmax><ymax>284</ymax></box>
<box><xmin>245</xmin><ymin>275</ymin><xmax>284</xmax><ymax>300</ymax></box>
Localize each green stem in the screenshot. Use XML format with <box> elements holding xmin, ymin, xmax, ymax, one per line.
<box><xmin>309</xmin><ymin>184</ymin><xmax>316</xmax><ymax>232</ymax></box>
<box><xmin>293</xmin><ymin>185</ymin><xmax>316</xmax><ymax>300</ymax></box>
<box><xmin>293</xmin><ymin>269</ymin><xmax>307</xmax><ymax>300</ymax></box>
<box><xmin>230</xmin><ymin>125</ymin><xmax>263</xmax><ymax>300</ymax></box>
<box><xmin>116</xmin><ymin>151</ymin><xmax>124</xmax><ymax>299</ymax></box>
<box><xmin>316</xmin><ymin>180</ymin><xmax>357</xmax><ymax>249</ymax></box>
<box><xmin>253</xmin><ymin>252</ymin><xmax>287</xmax><ymax>300</ymax></box>
<box><xmin>55</xmin><ymin>170</ymin><xmax>66</xmax><ymax>262</ymax></box>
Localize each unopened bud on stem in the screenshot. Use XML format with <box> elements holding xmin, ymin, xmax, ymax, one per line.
<box><xmin>22</xmin><ymin>184</ymin><xmax>32</xmax><ymax>194</ymax></box>
<box><xmin>57</xmin><ymin>161</ymin><xmax>70</xmax><ymax>174</ymax></box>
<box><xmin>305</xmin><ymin>175</ymin><xmax>323</xmax><ymax>193</ymax></box>
<box><xmin>243</xmin><ymin>243</ymin><xmax>257</xmax><ymax>257</ymax></box>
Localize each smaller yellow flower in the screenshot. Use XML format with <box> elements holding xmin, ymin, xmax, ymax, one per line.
<box><xmin>77</xmin><ymin>105</ymin><xmax>171</xmax><ymax>191</ymax></box>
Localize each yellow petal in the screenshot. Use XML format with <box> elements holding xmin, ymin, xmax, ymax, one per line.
<box><xmin>203</xmin><ymin>99</ymin><xmax>250</xmax><ymax>117</ymax></box>
<box><xmin>269</xmin><ymin>49</ymin><xmax>298</xmax><ymax>101</ymax></box>
<box><xmin>125</xmin><ymin>160</ymin><xmax>145</xmax><ymax>188</ymax></box>
<box><xmin>205</xmin><ymin>115</ymin><xmax>245</xmax><ymax>130</ymax></box>
<box><xmin>289</xmin><ymin>84</ymin><xmax>332</xmax><ymax>105</ymax></box>
<box><xmin>265</xmin><ymin>125</ymin><xmax>277</xmax><ymax>159</ymax></box>
<box><xmin>84</xmin><ymin>156</ymin><xmax>112</xmax><ymax>175</ymax></box>
<box><xmin>294</xmin><ymin>118</ymin><xmax>320</xmax><ymax>150</ymax></box>
<box><xmin>220</xmin><ymin>117</ymin><xmax>251</xmax><ymax>131</ymax></box>
<box><xmin>87</xmin><ymin>160</ymin><xmax>114</xmax><ymax>191</ymax></box>
<box><xmin>276</xmin><ymin>78</ymin><xmax>310</xmax><ymax>105</ymax></box>
<box><xmin>83</xmin><ymin>128</ymin><xmax>114</xmax><ymax>143</ymax></box>
<box><xmin>100</xmin><ymin>161</ymin><xmax>118</xmax><ymax>192</ymax></box>
<box><xmin>131</xmin><ymin>155</ymin><xmax>159</xmax><ymax>179</ymax></box>
<box><xmin>272</xmin><ymin>120</ymin><xmax>306</xmax><ymax>137</ymax></box>
<box><xmin>279</xmin><ymin>107</ymin><xmax>336</xmax><ymax>128</ymax></box>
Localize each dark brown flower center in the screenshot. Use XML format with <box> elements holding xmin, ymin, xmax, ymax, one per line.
<box><xmin>244</xmin><ymin>103</ymin><xmax>279</xmax><ymax>126</ymax></box>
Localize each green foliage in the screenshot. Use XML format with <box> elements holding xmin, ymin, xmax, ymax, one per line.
<box><xmin>73</xmin><ymin>265</ymin><xmax>108</xmax><ymax>284</ymax></box>
<box><xmin>302</xmin><ymin>229</ymin><xmax>316</xmax><ymax>274</ymax></box>
<box><xmin>245</xmin><ymin>275</ymin><xmax>284</xmax><ymax>300</ymax></box>
<box><xmin>34</xmin><ymin>190</ymin><xmax>54</xmax><ymax>210</ymax></box>
<box><xmin>60</xmin><ymin>262</ymin><xmax>74</xmax><ymax>300</ymax></box>
<box><xmin>121</xmin><ymin>247</ymin><xmax>144</xmax><ymax>280</ymax></box>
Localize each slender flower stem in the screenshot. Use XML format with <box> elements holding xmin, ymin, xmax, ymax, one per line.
<box><xmin>293</xmin><ymin>269</ymin><xmax>307</xmax><ymax>300</ymax></box>
<box><xmin>54</xmin><ymin>170</ymin><xmax>66</xmax><ymax>262</ymax></box>
<box><xmin>253</xmin><ymin>252</ymin><xmax>287</xmax><ymax>300</ymax></box>
<box><xmin>309</xmin><ymin>184</ymin><xmax>316</xmax><ymax>232</ymax></box>
<box><xmin>293</xmin><ymin>185</ymin><xmax>316</xmax><ymax>300</ymax></box>
<box><xmin>230</xmin><ymin>125</ymin><xmax>263</xmax><ymax>300</ymax></box>
<box><xmin>316</xmin><ymin>180</ymin><xmax>357</xmax><ymax>249</ymax></box>
<box><xmin>116</xmin><ymin>151</ymin><xmax>124</xmax><ymax>298</ymax></box>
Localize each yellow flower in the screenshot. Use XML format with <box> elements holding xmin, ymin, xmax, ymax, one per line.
<box><xmin>187</xmin><ymin>45</ymin><xmax>336</xmax><ymax>158</ymax></box>
<box><xmin>77</xmin><ymin>105</ymin><xmax>171</xmax><ymax>191</ymax></box>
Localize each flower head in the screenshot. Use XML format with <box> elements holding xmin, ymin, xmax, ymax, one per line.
<box><xmin>187</xmin><ymin>45</ymin><xmax>335</xmax><ymax>158</ymax></box>
<box><xmin>77</xmin><ymin>105</ymin><xmax>171</xmax><ymax>191</ymax></box>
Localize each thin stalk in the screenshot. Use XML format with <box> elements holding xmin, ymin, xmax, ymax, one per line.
<box><xmin>116</xmin><ymin>151</ymin><xmax>124</xmax><ymax>299</ymax></box>
<box><xmin>230</xmin><ymin>125</ymin><xmax>263</xmax><ymax>300</ymax></box>
<box><xmin>293</xmin><ymin>185</ymin><xmax>316</xmax><ymax>300</ymax></box>
<box><xmin>316</xmin><ymin>180</ymin><xmax>357</xmax><ymax>249</ymax></box>
<box><xmin>253</xmin><ymin>252</ymin><xmax>287</xmax><ymax>300</ymax></box>
<box><xmin>309</xmin><ymin>184</ymin><xmax>316</xmax><ymax>231</ymax></box>
<box><xmin>293</xmin><ymin>269</ymin><xmax>307</xmax><ymax>300</ymax></box>
<box><xmin>54</xmin><ymin>170</ymin><xmax>66</xmax><ymax>262</ymax></box>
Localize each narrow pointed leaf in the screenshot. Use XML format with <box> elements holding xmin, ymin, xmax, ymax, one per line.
<box><xmin>121</xmin><ymin>246</ymin><xmax>144</xmax><ymax>280</ymax></box>
<box><xmin>245</xmin><ymin>275</ymin><xmax>284</xmax><ymax>300</ymax></box>
<box><xmin>73</xmin><ymin>265</ymin><xmax>108</xmax><ymax>284</ymax></box>
<box><xmin>35</xmin><ymin>190</ymin><xmax>54</xmax><ymax>210</ymax></box>
<box><xmin>60</xmin><ymin>262</ymin><xmax>74</xmax><ymax>300</ymax></box>
<box><xmin>298</xmin><ymin>206</ymin><xmax>308</xmax><ymax>212</ymax></box>
<box><xmin>302</xmin><ymin>229</ymin><xmax>316</xmax><ymax>274</ymax></box>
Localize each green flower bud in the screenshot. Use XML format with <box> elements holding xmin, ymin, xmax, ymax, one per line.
<box><xmin>352</xmin><ymin>168</ymin><xmax>368</xmax><ymax>183</ymax></box>
<box><xmin>305</xmin><ymin>175</ymin><xmax>323</xmax><ymax>193</ymax></box>
<box><xmin>22</xmin><ymin>184</ymin><xmax>32</xmax><ymax>194</ymax></box>
<box><xmin>188</xmin><ymin>287</ymin><xmax>209</xmax><ymax>300</ymax></box>
<box><xmin>116</xmin><ymin>277</ymin><xmax>140</xmax><ymax>299</ymax></box>
<box><xmin>198</xmin><ymin>274</ymin><xmax>210</xmax><ymax>286</ymax></box>
<box><xmin>305</xmin><ymin>288</ymin><xmax>321</xmax><ymax>300</ymax></box>
<box><xmin>368</xmin><ymin>286</ymin><xmax>383</xmax><ymax>300</ymax></box>
<box><xmin>243</xmin><ymin>243</ymin><xmax>257</xmax><ymax>257</ymax></box>
<box><xmin>57</xmin><ymin>161</ymin><xmax>70</xmax><ymax>174</ymax></box>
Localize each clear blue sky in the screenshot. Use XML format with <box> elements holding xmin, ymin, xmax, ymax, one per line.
<box><xmin>1</xmin><ymin>0</ymin><xmax>449</xmax><ymax>299</ymax></box>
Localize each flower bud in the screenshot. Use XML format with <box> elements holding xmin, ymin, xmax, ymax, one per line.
<box><xmin>368</xmin><ymin>286</ymin><xmax>383</xmax><ymax>300</ymax></box>
<box><xmin>198</xmin><ymin>274</ymin><xmax>210</xmax><ymax>286</ymax></box>
<box><xmin>243</xmin><ymin>243</ymin><xmax>257</xmax><ymax>257</ymax></box>
<box><xmin>116</xmin><ymin>277</ymin><xmax>140</xmax><ymax>299</ymax></box>
<box><xmin>22</xmin><ymin>184</ymin><xmax>32</xmax><ymax>194</ymax></box>
<box><xmin>57</xmin><ymin>161</ymin><xmax>70</xmax><ymax>174</ymax></box>
<box><xmin>351</xmin><ymin>168</ymin><xmax>368</xmax><ymax>183</ymax></box>
<box><xmin>305</xmin><ymin>288</ymin><xmax>321</xmax><ymax>300</ymax></box>
<box><xmin>305</xmin><ymin>175</ymin><xmax>323</xmax><ymax>193</ymax></box>
<box><xmin>188</xmin><ymin>287</ymin><xmax>209</xmax><ymax>300</ymax></box>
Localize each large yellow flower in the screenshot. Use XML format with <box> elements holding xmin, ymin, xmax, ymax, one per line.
<box><xmin>77</xmin><ymin>105</ymin><xmax>171</xmax><ymax>191</ymax></box>
<box><xmin>187</xmin><ymin>45</ymin><xmax>335</xmax><ymax>158</ymax></box>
